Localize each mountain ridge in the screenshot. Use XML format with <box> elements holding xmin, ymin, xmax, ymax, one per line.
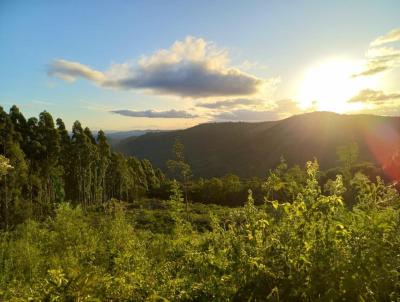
<box><xmin>115</xmin><ymin>111</ymin><xmax>400</xmax><ymax>178</ymax></box>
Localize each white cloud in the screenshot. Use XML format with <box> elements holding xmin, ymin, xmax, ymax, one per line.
<box><xmin>350</xmin><ymin>89</ymin><xmax>400</xmax><ymax>117</ymax></box>
<box><xmin>370</xmin><ymin>28</ymin><xmax>400</xmax><ymax>46</ymax></box>
<box><xmin>213</xmin><ymin>109</ymin><xmax>280</xmax><ymax>121</ymax></box>
<box><xmin>47</xmin><ymin>36</ymin><xmax>266</xmax><ymax>98</ymax></box>
<box><xmin>111</xmin><ymin>109</ymin><xmax>198</xmax><ymax>118</ymax></box>
<box><xmin>47</xmin><ymin>59</ymin><xmax>106</xmax><ymax>83</ymax></box>
<box><xmin>348</xmin><ymin>89</ymin><xmax>400</xmax><ymax>104</ymax></box>
<box><xmin>213</xmin><ymin>99</ymin><xmax>302</xmax><ymax>121</ymax></box>
<box><xmin>196</xmin><ymin>98</ymin><xmax>265</xmax><ymax>109</ymax></box>
<box><xmin>354</xmin><ymin>29</ymin><xmax>400</xmax><ymax>77</ymax></box>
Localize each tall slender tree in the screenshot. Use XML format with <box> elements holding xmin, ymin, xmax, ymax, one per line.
<box><xmin>96</xmin><ymin>130</ymin><xmax>111</xmax><ymax>203</ymax></box>
<box><xmin>167</xmin><ymin>138</ymin><xmax>192</xmax><ymax>217</ymax></box>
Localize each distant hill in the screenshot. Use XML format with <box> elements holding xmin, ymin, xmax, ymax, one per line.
<box><xmin>114</xmin><ymin>112</ymin><xmax>400</xmax><ymax>178</ymax></box>
<box><xmin>106</xmin><ymin>130</ymin><xmax>167</xmax><ymax>147</ymax></box>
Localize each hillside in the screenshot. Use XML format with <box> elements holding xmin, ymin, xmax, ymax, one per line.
<box><xmin>106</xmin><ymin>130</ymin><xmax>166</xmax><ymax>147</ymax></box>
<box><xmin>115</xmin><ymin>111</ymin><xmax>400</xmax><ymax>177</ymax></box>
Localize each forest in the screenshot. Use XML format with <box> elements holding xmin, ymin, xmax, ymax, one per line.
<box><xmin>1</xmin><ymin>105</ymin><xmax>400</xmax><ymax>301</ymax></box>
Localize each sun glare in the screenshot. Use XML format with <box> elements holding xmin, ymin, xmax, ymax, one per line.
<box><xmin>298</xmin><ymin>58</ymin><xmax>379</xmax><ymax>113</ymax></box>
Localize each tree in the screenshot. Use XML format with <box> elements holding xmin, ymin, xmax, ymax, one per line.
<box><xmin>56</xmin><ymin>118</ymin><xmax>71</xmax><ymax>201</ymax></box>
<box><xmin>0</xmin><ymin>106</ymin><xmax>28</xmax><ymax>228</ymax></box>
<box><xmin>38</xmin><ymin>111</ymin><xmax>63</xmax><ymax>206</ymax></box>
<box><xmin>107</xmin><ymin>153</ymin><xmax>132</xmax><ymax>201</ymax></box>
<box><xmin>167</xmin><ymin>138</ymin><xmax>192</xmax><ymax>217</ymax></box>
<box><xmin>336</xmin><ymin>142</ymin><xmax>360</xmax><ymax>207</ymax></box>
<box><xmin>9</xmin><ymin>105</ymin><xmax>27</xmax><ymax>146</ymax></box>
<box><xmin>96</xmin><ymin>130</ymin><xmax>111</xmax><ymax>203</ymax></box>
<box><xmin>0</xmin><ymin>105</ymin><xmax>165</xmax><ymax>227</ymax></box>
<box><xmin>337</xmin><ymin>142</ymin><xmax>359</xmax><ymax>182</ymax></box>
<box><xmin>168</xmin><ymin>179</ymin><xmax>184</xmax><ymax>215</ymax></box>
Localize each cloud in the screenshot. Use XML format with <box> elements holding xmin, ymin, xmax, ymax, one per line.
<box><xmin>350</xmin><ymin>89</ymin><xmax>400</xmax><ymax>117</ymax></box>
<box><xmin>47</xmin><ymin>36</ymin><xmax>266</xmax><ymax>98</ymax></box>
<box><xmin>213</xmin><ymin>99</ymin><xmax>302</xmax><ymax>121</ymax></box>
<box><xmin>107</xmin><ymin>62</ymin><xmax>262</xmax><ymax>97</ymax></box>
<box><xmin>196</xmin><ymin>98</ymin><xmax>265</xmax><ymax>109</ymax></box>
<box><xmin>370</xmin><ymin>28</ymin><xmax>400</xmax><ymax>46</ymax></box>
<box><xmin>352</xmin><ymin>65</ymin><xmax>389</xmax><ymax>77</ymax></box>
<box><xmin>353</xmin><ymin>47</ymin><xmax>400</xmax><ymax>77</ymax></box>
<box><xmin>348</xmin><ymin>89</ymin><xmax>400</xmax><ymax>104</ymax></box>
<box><xmin>213</xmin><ymin>109</ymin><xmax>281</xmax><ymax>121</ymax></box>
<box><xmin>354</xmin><ymin>29</ymin><xmax>400</xmax><ymax>77</ymax></box>
<box><xmin>47</xmin><ymin>59</ymin><xmax>106</xmax><ymax>83</ymax></box>
<box><xmin>111</xmin><ymin>109</ymin><xmax>198</xmax><ymax>118</ymax></box>
<box><xmin>366</xmin><ymin>46</ymin><xmax>400</xmax><ymax>58</ymax></box>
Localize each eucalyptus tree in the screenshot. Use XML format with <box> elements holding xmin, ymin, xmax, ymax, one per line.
<box><xmin>82</xmin><ymin>127</ymin><xmax>99</xmax><ymax>205</ymax></box>
<box><xmin>9</xmin><ymin>105</ymin><xmax>27</xmax><ymax>146</ymax></box>
<box><xmin>0</xmin><ymin>106</ymin><xmax>28</xmax><ymax>228</ymax></box>
<box><xmin>37</xmin><ymin>111</ymin><xmax>63</xmax><ymax>207</ymax></box>
<box><xmin>0</xmin><ymin>105</ymin><xmax>164</xmax><ymax>225</ymax></box>
<box><xmin>106</xmin><ymin>153</ymin><xmax>132</xmax><ymax>201</ymax></box>
<box><xmin>70</xmin><ymin>121</ymin><xmax>86</xmax><ymax>204</ymax></box>
<box><xmin>96</xmin><ymin>130</ymin><xmax>111</xmax><ymax>203</ymax></box>
<box><xmin>127</xmin><ymin>156</ymin><xmax>147</xmax><ymax>199</ymax></box>
<box><xmin>56</xmin><ymin>118</ymin><xmax>72</xmax><ymax>200</ymax></box>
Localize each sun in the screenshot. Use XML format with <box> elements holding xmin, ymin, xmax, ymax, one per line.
<box><xmin>297</xmin><ymin>58</ymin><xmax>379</xmax><ymax>113</ymax></box>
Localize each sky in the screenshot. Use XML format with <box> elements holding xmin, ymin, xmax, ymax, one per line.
<box><xmin>0</xmin><ymin>0</ymin><xmax>400</xmax><ymax>131</ymax></box>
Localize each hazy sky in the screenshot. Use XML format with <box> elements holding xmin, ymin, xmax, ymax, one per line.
<box><xmin>1</xmin><ymin>0</ymin><xmax>400</xmax><ymax>130</ymax></box>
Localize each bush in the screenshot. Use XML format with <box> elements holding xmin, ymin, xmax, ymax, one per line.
<box><xmin>1</xmin><ymin>161</ymin><xmax>399</xmax><ymax>301</ymax></box>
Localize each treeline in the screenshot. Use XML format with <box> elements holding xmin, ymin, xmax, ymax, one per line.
<box><xmin>159</xmin><ymin>143</ymin><xmax>385</xmax><ymax>207</ymax></box>
<box><xmin>0</xmin><ymin>106</ymin><xmax>164</xmax><ymax>228</ymax></box>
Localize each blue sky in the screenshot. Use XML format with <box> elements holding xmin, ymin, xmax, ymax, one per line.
<box><xmin>1</xmin><ymin>0</ymin><xmax>400</xmax><ymax>130</ymax></box>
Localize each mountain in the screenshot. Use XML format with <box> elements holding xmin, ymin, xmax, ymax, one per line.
<box><xmin>106</xmin><ymin>130</ymin><xmax>167</xmax><ymax>147</ymax></box>
<box><xmin>114</xmin><ymin>112</ymin><xmax>400</xmax><ymax>178</ymax></box>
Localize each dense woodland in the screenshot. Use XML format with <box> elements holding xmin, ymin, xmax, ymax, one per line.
<box><xmin>1</xmin><ymin>106</ymin><xmax>400</xmax><ymax>300</ymax></box>
<box><xmin>0</xmin><ymin>105</ymin><xmax>164</xmax><ymax>229</ymax></box>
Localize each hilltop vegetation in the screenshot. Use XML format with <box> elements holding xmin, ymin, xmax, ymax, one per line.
<box><xmin>1</xmin><ymin>106</ymin><xmax>400</xmax><ymax>301</ymax></box>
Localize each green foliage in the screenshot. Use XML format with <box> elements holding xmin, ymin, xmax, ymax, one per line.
<box><xmin>169</xmin><ymin>180</ymin><xmax>184</xmax><ymax>211</ymax></box>
<box><xmin>337</xmin><ymin>142</ymin><xmax>359</xmax><ymax>172</ymax></box>
<box><xmin>167</xmin><ymin>138</ymin><xmax>192</xmax><ymax>205</ymax></box>
<box><xmin>1</xmin><ymin>160</ymin><xmax>400</xmax><ymax>301</ymax></box>
<box><xmin>0</xmin><ymin>155</ymin><xmax>12</xmax><ymax>176</ymax></box>
<box><xmin>0</xmin><ymin>106</ymin><xmax>164</xmax><ymax>228</ymax></box>
<box><xmin>167</xmin><ymin>138</ymin><xmax>192</xmax><ymax>182</ymax></box>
